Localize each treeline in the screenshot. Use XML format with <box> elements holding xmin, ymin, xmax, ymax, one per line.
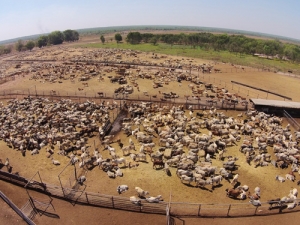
<box><xmin>0</xmin><ymin>29</ymin><xmax>79</xmax><ymax>56</ymax></box>
<box><xmin>126</xmin><ymin>32</ymin><xmax>300</xmax><ymax>62</ymax></box>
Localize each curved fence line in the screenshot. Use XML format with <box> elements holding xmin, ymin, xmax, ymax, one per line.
<box><xmin>0</xmin><ymin>91</ymin><xmax>249</xmax><ymax>112</ymax></box>
<box><xmin>3</xmin><ymin>58</ymin><xmax>299</xmax><ymax>76</ymax></box>
<box><xmin>0</xmin><ymin>170</ymin><xmax>300</xmax><ymax>218</ymax></box>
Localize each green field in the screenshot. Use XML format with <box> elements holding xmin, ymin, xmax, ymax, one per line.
<box><xmin>77</xmin><ymin>42</ymin><xmax>300</xmax><ymax>74</ymax></box>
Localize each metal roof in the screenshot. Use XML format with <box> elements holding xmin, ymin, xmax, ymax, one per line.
<box><xmin>250</xmin><ymin>99</ymin><xmax>300</xmax><ymax>109</ymax></box>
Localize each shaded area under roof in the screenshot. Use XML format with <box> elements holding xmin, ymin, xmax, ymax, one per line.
<box><xmin>250</xmin><ymin>99</ymin><xmax>300</xmax><ymax>109</ymax></box>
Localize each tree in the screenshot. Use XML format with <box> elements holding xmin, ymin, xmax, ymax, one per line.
<box><xmin>126</xmin><ymin>32</ymin><xmax>142</xmax><ymax>44</ymax></box>
<box><xmin>25</xmin><ymin>41</ymin><xmax>35</xmax><ymax>51</ymax></box>
<box><xmin>141</xmin><ymin>33</ymin><xmax>154</xmax><ymax>43</ymax></box>
<box><xmin>150</xmin><ymin>36</ymin><xmax>158</xmax><ymax>45</ymax></box>
<box><xmin>15</xmin><ymin>40</ymin><xmax>24</xmax><ymax>52</ymax></box>
<box><xmin>37</xmin><ymin>35</ymin><xmax>48</xmax><ymax>48</ymax></box>
<box><xmin>63</xmin><ymin>29</ymin><xmax>79</xmax><ymax>42</ymax></box>
<box><xmin>100</xmin><ymin>35</ymin><xmax>105</xmax><ymax>44</ymax></box>
<box><xmin>48</xmin><ymin>31</ymin><xmax>64</xmax><ymax>45</ymax></box>
<box><xmin>115</xmin><ymin>33</ymin><xmax>122</xmax><ymax>43</ymax></box>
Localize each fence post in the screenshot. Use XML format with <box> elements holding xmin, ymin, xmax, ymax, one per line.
<box><xmin>197</xmin><ymin>204</ymin><xmax>201</xmax><ymax>217</ymax></box>
<box><xmin>85</xmin><ymin>192</ymin><xmax>89</xmax><ymax>204</ymax></box>
<box><xmin>112</xmin><ymin>196</ymin><xmax>115</xmax><ymax>208</ymax></box>
<box><xmin>227</xmin><ymin>204</ymin><xmax>231</xmax><ymax>217</ymax></box>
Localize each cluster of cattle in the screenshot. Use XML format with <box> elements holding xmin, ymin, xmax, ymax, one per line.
<box><xmin>112</xmin><ymin>101</ymin><xmax>300</xmax><ymax>203</ymax></box>
<box><xmin>0</xmin><ymin>97</ymin><xmax>117</xmax><ymax>167</ymax></box>
<box><xmin>116</xmin><ymin>185</ymin><xmax>163</xmax><ymax>205</ymax></box>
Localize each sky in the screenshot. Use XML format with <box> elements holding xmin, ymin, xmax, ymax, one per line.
<box><xmin>0</xmin><ymin>0</ymin><xmax>299</xmax><ymax>42</ymax></box>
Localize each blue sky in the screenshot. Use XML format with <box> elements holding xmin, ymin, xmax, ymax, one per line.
<box><xmin>0</xmin><ymin>0</ymin><xmax>299</xmax><ymax>42</ymax></box>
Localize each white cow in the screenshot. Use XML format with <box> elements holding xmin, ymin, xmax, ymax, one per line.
<box><xmin>275</xmin><ymin>175</ymin><xmax>285</xmax><ymax>183</ymax></box>
<box><xmin>285</xmin><ymin>173</ymin><xmax>295</xmax><ymax>182</ymax></box>
<box><xmin>210</xmin><ymin>175</ymin><xmax>223</xmax><ymax>186</ymax></box>
<box><xmin>117</xmin><ymin>185</ymin><xmax>129</xmax><ymax>194</ymax></box>
<box><xmin>180</xmin><ymin>175</ymin><xmax>195</xmax><ymax>185</ymax></box>
<box><xmin>112</xmin><ymin>158</ymin><xmax>127</xmax><ymax>167</ymax></box>
<box><xmin>135</xmin><ymin>187</ymin><xmax>149</xmax><ymax>198</ymax></box>
<box><xmin>231</xmin><ymin>174</ymin><xmax>239</xmax><ymax>186</ymax></box>
<box><xmin>129</xmin><ymin>196</ymin><xmax>142</xmax><ymax>205</ymax></box>
<box><xmin>176</xmin><ymin>169</ymin><xmax>193</xmax><ymax>177</ymax></box>
<box><xmin>146</xmin><ymin>195</ymin><xmax>163</xmax><ymax>203</ymax></box>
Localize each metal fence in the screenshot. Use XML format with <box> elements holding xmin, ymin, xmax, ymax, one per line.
<box><xmin>1</xmin><ymin>170</ymin><xmax>300</xmax><ymax>218</ymax></box>
<box><xmin>0</xmin><ymin>90</ymin><xmax>249</xmax><ymax>112</ymax></box>
<box><xmin>284</xmin><ymin>110</ymin><xmax>300</xmax><ymax>131</ymax></box>
<box><xmin>0</xmin><ymin>190</ymin><xmax>36</xmax><ymax>225</ymax></box>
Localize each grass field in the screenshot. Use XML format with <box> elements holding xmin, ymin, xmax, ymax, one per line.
<box><xmin>77</xmin><ymin>41</ymin><xmax>300</xmax><ymax>74</ymax></box>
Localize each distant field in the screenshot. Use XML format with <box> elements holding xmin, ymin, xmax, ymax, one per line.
<box><xmin>77</xmin><ymin>41</ymin><xmax>300</xmax><ymax>74</ymax></box>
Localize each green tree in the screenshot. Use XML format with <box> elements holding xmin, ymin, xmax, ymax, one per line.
<box><xmin>141</xmin><ymin>33</ymin><xmax>154</xmax><ymax>43</ymax></box>
<box><xmin>63</xmin><ymin>29</ymin><xmax>79</xmax><ymax>42</ymax></box>
<box><xmin>15</xmin><ymin>40</ymin><xmax>24</xmax><ymax>52</ymax></box>
<box><xmin>25</xmin><ymin>41</ymin><xmax>35</xmax><ymax>51</ymax></box>
<box><xmin>115</xmin><ymin>33</ymin><xmax>122</xmax><ymax>43</ymax></box>
<box><xmin>48</xmin><ymin>31</ymin><xmax>64</xmax><ymax>45</ymax></box>
<box><xmin>100</xmin><ymin>35</ymin><xmax>105</xmax><ymax>44</ymax></box>
<box><xmin>126</xmin><ymin>32</ymin><xmax>142</xmax><ymax>44</ymax></box>
<box><xmin>150</xmin><ymin>36</ymin><xmax>158</xmax><ymax>45</ymax></box>
<box><xmin>37</xmin><ymin>35</ymin><xmax>48</xmax><ymax>48</ymax></box>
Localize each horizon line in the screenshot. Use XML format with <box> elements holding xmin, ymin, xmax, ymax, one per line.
<box><xmin>1</xmin><ymin>25</ymin><xmax>300</xmax><ymax>44</ymax></box>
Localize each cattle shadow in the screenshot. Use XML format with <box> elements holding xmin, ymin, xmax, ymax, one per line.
<box><xmin>165</xmin><ymin>169</ymin><xmax>172</xmax><ymax>176</ymax></box>
<box><xmin>233</xmin><ymin>181</ymin><xmax>241</xmax><ymax>189</ymax></box>
<box><xmin>153</xmin><ymin>167</ymin><xmax>164</xmax><ymax>170</ymax></box>
<box><xmin>212</xmin><ymin>183</ymin><xmax>223</xmax><ymax>190</ymax></box>
<box><xmin>197</xmin><ymin>186</ymin><xmax>213</xmax><ymax>192</ymax></box>
<box><xmin>36</xmin><ymin>209</ymin><xmax>60</xmax><ymax>219</ymax></box>
<box><xmin>181</xmin><ymin>183</ymin><xmax>195</xmax><ymax>188</ymax></box>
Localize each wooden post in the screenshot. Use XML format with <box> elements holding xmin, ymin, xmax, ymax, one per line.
<box><xmin>197</xmin><ymin>204</ymin><xmax>201</xmax><ymax>217</ymax></box>
<box><xmin>85</xmin><ymin>192</ymin><xmax>89</xmax><ymax>204</ymax></box>
<box><xmin>112</xmin><ymin>196</ymin><xmax>115</xmax><ymax>208</ymax></box>
<box><xmin>227</xmin><ymin>204</ymin><xmax>231</xmax><ymax>217</ymax></box>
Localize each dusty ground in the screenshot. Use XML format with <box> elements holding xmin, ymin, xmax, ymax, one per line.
<box><xmin>1</xmin><ymin>40</ymin><xmax>300</xmax><ymax>224</ymax></box>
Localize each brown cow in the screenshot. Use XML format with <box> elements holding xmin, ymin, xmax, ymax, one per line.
<box><xmin>226</xmin><ymin>188</ymin><xmax>241</xmax><ymax>198</ymax></box>
<box><xmin>153</xmin><ymin>160</ymin><xmax>164</xmax><ymax>169</ymax></box>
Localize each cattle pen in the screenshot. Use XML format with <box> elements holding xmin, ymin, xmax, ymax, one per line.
<box><xmin>0</xmin><ymin>170</ymin><xmax>300</xmax><ymax>221</ymax></box>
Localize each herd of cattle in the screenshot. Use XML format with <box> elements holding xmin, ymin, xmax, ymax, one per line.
<box><xmin>0</xmin><ymin>96</ymin><xmax>117</xmax><ymax>165</ymax></box>
<box><xmin>0</xmin><ymin>95</ymin><xmax>300</xmax><ymax>209</ymax></box>
<box><xmin>0</xmin><ymin>93</ymin><xmax>300</xmax><ymax>208</ymax></box>
<box><xmin>1</xmin><ymin>47</ymin><xmax>300</xmax><ymax>209</ymax></box>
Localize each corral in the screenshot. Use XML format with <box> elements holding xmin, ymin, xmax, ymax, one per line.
<box><xmin>250</xmin><ymin>98</ymin><xmax>300</xmax><ymax>117</ymax></box>
<box><xmin>1</xmin><ymin>45</ymin><xmax>300</xmax><ymax>224</ymax></box>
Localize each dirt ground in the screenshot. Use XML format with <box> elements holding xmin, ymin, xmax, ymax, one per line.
<box><xmin>1</xmin><ymin>39</ymin><xmax>300</xmax><ymax>224</ymax></box>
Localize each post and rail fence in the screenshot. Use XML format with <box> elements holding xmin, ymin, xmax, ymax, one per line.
<box><xmin>0</xmin><ymin>170</ymin><xmax>300</xmax><ymax>219</ymax></box>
